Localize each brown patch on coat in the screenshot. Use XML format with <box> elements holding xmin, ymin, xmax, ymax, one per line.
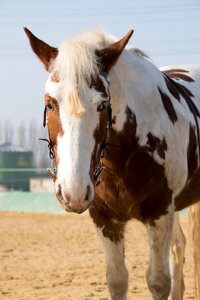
<box><xmin>177</xmin><ymin>83</ymin><xmax>200</xmax><ymax>119</ymax></box>
<box><xmin>44</xmin><ymin>94</ymin><xmax>63</xmax><ymax>165</ymax></box>
<box><xmin>90</xmin><ymin>106</ymin><xmax>172</xmax><ymax>242</ymax></box>
<box><xmin>145</xmin><ymin>133</ymin><xmax>167</xmax><ymax>159</ymax></box>
<box><xmin>163</xmin><ymin>69</ymin><xmax>194</xmax><ymax>82</ymax></box>
<box><xmin>89</xmin><ymin>196</ymin><xmax>125</xmax><ymax>243</ymax></box>
<box><xmin>163</xmin><ymin>76</ymin><xmax>180</xmax><ymax>101</ymax></box>
<box><xmin>90</xmin><ymin>75</ymin><xmax>108</xmax><ymax>98</ymax></box>
<box><xmin>177</xmin><ymin>82</ymin><xmax>200</xmax><ymax>117</ymax></box>
<box><xmin>112</xmin><ymin>116</ymin><xmax>116</xmax><ymax>125</ymax></box>
<box><xmin>187</xmin><ymin>125</ymin><xmax>198</xmax><ymax>180</ymax></box>
<box><xmin>158</xmin><ymin>87</ymin><xmax>178</xmax><ymax>124</ymax></box>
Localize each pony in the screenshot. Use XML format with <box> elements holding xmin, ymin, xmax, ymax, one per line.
<box><xmin>24</xmin><ymin>27</ymin><xmax>200</xmax><ymax>299</ymax></box>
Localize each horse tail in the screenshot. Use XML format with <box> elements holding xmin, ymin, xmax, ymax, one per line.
<box><xmin>189</xmin><ymin>202</ymin><xmax>200</xmax><ymax>298</ymax></box>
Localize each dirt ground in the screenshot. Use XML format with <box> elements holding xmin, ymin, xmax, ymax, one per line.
<box><xmin>0</xmin><ymin>211</ymin><xmax>196</xmax><ymax>300</ymax></box>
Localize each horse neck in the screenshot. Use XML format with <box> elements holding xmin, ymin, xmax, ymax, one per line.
<box><xmin>109</xmin><ymin>50</ymin><xmax>164</xmax><ymax>133</ymax></box>
<box><xmin>104</xmin><ymin>50</ymin><xmax>168</xmax><ymax>172</ymax></box>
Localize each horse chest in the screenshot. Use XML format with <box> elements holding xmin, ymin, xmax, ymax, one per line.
<box><xmin>95</xmin><ymin>148</ymin><xmax>172</xmax><ymax>222</ymax></box>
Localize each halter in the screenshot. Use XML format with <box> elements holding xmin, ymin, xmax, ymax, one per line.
<box><xmin>40</xmin><ymin>106</ymin><xmax>57</xmax><ymax>181</ymax></box>
<box><xmin>41</xmin><ymin>88</ymin><xmax>113</xmax><ymax>185</ymax></box>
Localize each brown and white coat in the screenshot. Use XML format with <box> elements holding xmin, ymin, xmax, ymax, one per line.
<box><xmin>25</xmin><ymin>27</ymin><xmax>200</xmax><ymax>300</ymax></box>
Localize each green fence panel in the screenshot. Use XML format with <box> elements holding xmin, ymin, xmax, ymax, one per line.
<box><xmin>0</xmin><ymin>192</ymin><xmax>63</xmax><ymax>214</ymax></box>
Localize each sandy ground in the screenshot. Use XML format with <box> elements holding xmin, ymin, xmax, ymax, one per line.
<box><xmin>0</xmin><ymin>211</ymin><xmax>196</xmax><ymax>300</ymax></box>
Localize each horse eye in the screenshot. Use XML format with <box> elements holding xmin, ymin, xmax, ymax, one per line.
<box><xmin>47</xmin><ymin>103</ymin><xmax>54</xmax><ymax>111</ymax></box>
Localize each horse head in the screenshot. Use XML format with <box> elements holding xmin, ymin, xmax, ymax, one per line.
<box><xmin>24</xmin><ymin>28</ymin><xmax>133</xmax><ymax>213</ymax></box>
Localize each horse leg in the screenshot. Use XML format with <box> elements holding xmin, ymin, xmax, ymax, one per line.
<box><xmin>95</xmin><ymin>224</ymin><xmax>128</xmax><ymax>300</ymax></box>
<box><xmin>145</xmin><ymin>207</ymin><xmax>174</xmax><ymax>300</ymax></box>
<box><xmin>170</xmin><ymin>212</ymin><xmax>186</xmax><ymax>300</ymax></box>
<box><xmin>89</xmin><ymin>201</ymin><xmax>128</xmax><ymax>300</ymax></box>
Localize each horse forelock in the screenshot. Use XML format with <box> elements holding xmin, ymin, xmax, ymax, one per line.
<box><xmin>51</xmin><ymin>29</ymin><xmax>110</xmax><ymax>115</ymax></box>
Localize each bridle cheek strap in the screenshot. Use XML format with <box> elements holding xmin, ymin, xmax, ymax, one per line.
<box><xmin>40</xmin><ymin>106</ymin><xmax>58</xmax><ymax>181</ymax></box>
<box><xmin>42</xmin><ymin>96</ymin><xmax>112</xmax><ymax>186</ymax></box>
<box><xmin>93</xmin><ymin>100</ymin><xmax>112</xmax><ymax>186</ymax></box>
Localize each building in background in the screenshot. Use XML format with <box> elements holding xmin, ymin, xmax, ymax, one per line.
<box><xmin>0</xmin><ymin>143</ymin><xmax>34</xmax><ymax>191</ymax></box>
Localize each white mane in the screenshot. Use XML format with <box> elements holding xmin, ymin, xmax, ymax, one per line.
<box><xmin>51</xmin><ymin>29</ymin><xmax>108</xmax><ymax>114</ymax></box>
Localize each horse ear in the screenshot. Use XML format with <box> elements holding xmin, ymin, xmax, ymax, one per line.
<box><xmin>97</xmin><ymin>30</ymin><xmax>134</xmax><ymax>73</ymax></box>
<box><xmin>24</xmin><ymin>27</ymin><xmax>58</xmax><ymax>71</ymax></box>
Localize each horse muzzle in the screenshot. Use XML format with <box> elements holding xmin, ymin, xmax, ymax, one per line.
<box><xmin>55</xmin><ymin>183</ymin><xmax>93</xmax><ymax>214</ymax></box>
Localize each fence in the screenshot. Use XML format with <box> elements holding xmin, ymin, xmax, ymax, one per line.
<box><xmin>0</xmin><ymin>168</ymin><xmax>48</xmax><ymax>191</ymax></box>
<box><xmin>0</xmin><ymin>168</ymin><xmax>61</xmax><ymax>213</ymax></box>
<box><xmin>0</xmin><ymin>191</ymin><xmax>62</xmax><ymax>213</ymax></box>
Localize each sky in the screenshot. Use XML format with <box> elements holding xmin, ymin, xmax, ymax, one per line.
<box><xmin>0</xmin><ymin>0</ymin><xmax>200</xmax><ymax>130</ymax></box>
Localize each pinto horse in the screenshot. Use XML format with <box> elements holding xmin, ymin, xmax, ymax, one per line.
<box><xmin>24</xmin><ymin>27</ymin><xmax>200</xmax><ymax>299</ymax></box>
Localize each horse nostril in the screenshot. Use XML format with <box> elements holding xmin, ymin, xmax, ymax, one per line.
<box><xmin>85</xmin><ymin>185</ymin><xmax>91</xmax><ymax>201</ymax></box>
